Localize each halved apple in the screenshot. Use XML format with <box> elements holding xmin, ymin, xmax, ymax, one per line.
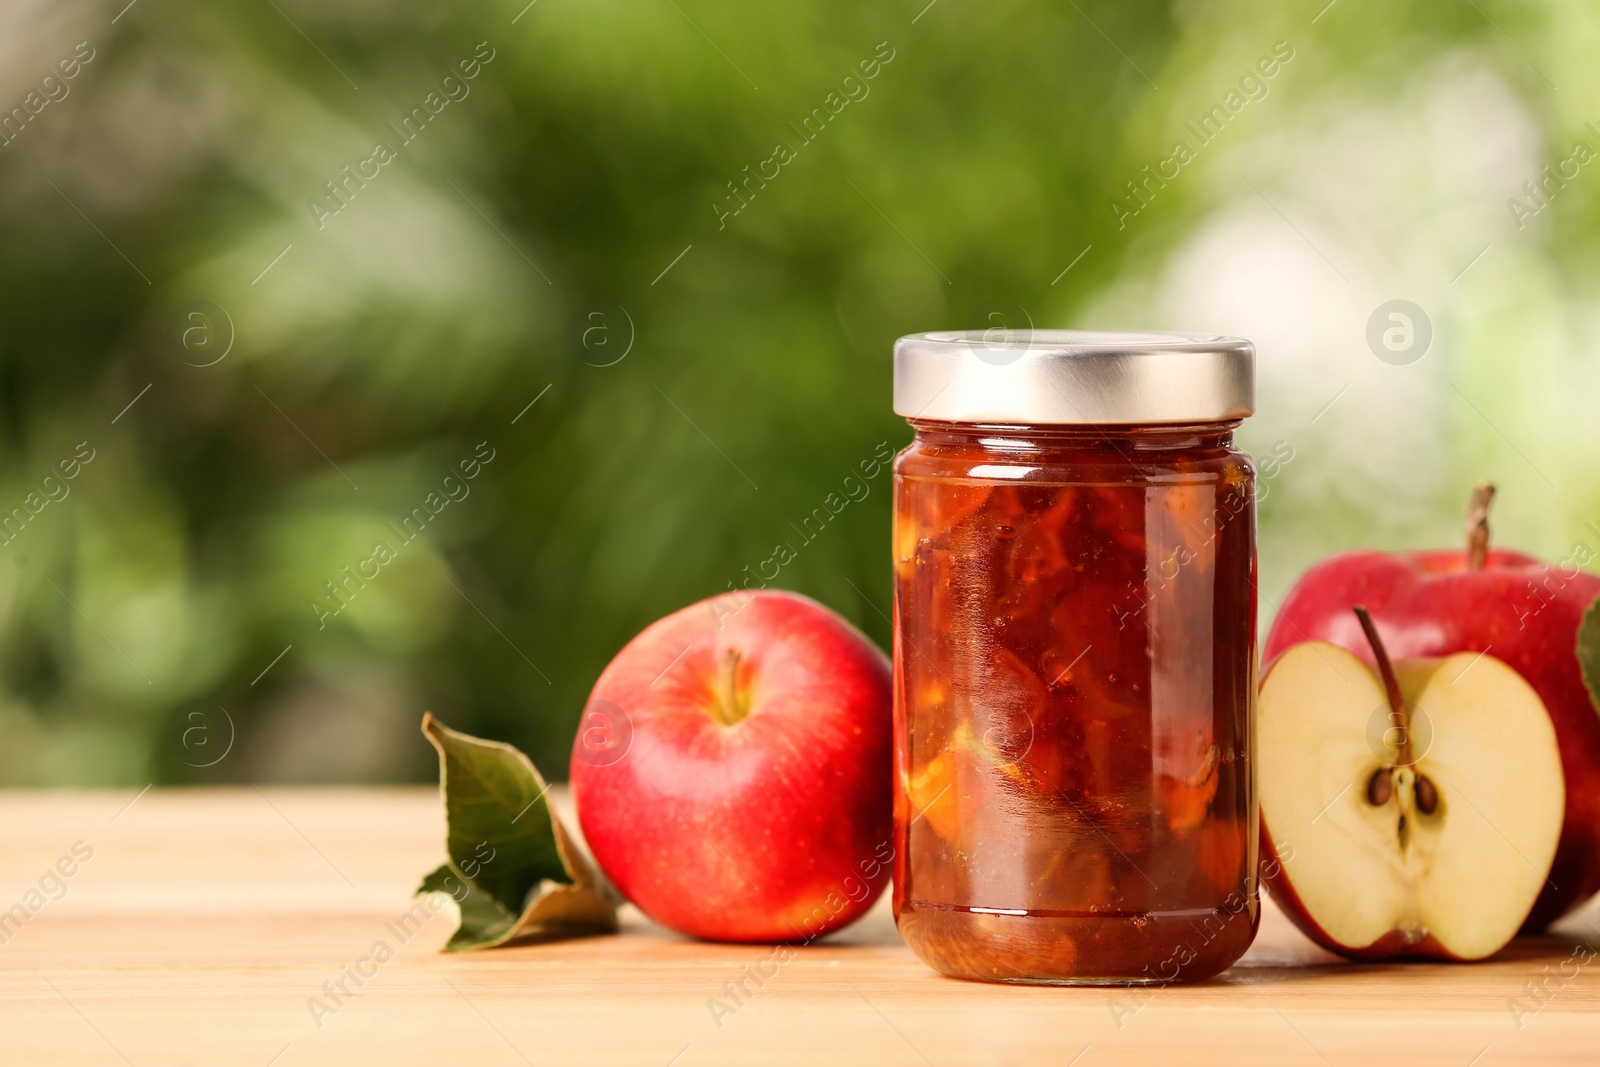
<box><xmin>1259</xmin><ymin>608</ymin><xmax>1565</xmax><ymax>961</ymax></box>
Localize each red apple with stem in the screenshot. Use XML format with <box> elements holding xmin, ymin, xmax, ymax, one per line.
<box><xmin>1258</xmin><ymin>606</ymin><xmax>1564</xmax><ymax>959</ymax></box>
<box><xmin>1265</xmin><ymin>484</ymin><xmax>1600</xmax><ymax>929</ymax></box>
<box><xmin>569</xmin><ymin>590</ymin><xmax>893</xmax><ymax>942</ymax></box>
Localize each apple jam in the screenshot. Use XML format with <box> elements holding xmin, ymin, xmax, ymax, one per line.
<box><xmin>890</xmin><ymin>331</ymin><xmax>1259</xmax><ymax>984</ymax></box>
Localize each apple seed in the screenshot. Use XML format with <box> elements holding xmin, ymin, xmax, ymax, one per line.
<box><xmin>1365</xmin><ymin>766</ymin><xmax>1393</xmax><ymax>806</ymax></box>
<box><xmin>1414</xmin><ymin>773</ymin><xmax>1440</xmax><ymax>815</ymax></box>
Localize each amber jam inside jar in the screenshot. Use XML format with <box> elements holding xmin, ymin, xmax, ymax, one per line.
<box><xmin>890</xmin><ymin>331</ymin><xmax>1259</xmax><ymax>984</ymax></box>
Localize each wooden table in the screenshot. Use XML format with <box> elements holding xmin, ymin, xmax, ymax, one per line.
<box><xmin>2</xmin><ymin>788</ymin><xmax>1596</xmax><ymax>1065</ymax></box>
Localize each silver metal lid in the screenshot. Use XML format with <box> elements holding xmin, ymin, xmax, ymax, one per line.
<box><xmin>893</xmin><ymin>330</ymin><xmax>1254</xmax><ymax>425</ymax></box>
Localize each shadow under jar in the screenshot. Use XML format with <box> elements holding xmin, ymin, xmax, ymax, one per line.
<box><xmin>891</xmin><ymin>330</ymin><xmax>1260</xmax><ymax>984</ymax></box>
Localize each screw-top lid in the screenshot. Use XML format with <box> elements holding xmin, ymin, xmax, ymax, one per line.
<box><xmin>893</xmin><ymin>329</ymin><xmax>1254</xmax><ymax>425</ymax></box>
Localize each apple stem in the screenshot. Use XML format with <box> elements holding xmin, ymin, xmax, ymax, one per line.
<box><xmin>1464</xmin><ymin>481</ymin><xmax>1496</xmax><ymax>571</ymax></box>
<box><xmin>1354</xmin><ymin>605</ymin><xmax>1411</xmax><ymax>766</ymax></box>
<box><xmin>711</xmin><ymin>648</ymin><xmax>751</xmax><ymax>726</ymax></box>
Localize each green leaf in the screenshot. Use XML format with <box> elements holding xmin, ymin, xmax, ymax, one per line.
<box><xmin>415</xmin><ymin>713</ymin><xmax>618</xmax><ymax>951</ymax></box>
<box><xmin>1580</xmin><ymin>596</ymin><xmax>1600</xmax><ymax>718</ymax></box>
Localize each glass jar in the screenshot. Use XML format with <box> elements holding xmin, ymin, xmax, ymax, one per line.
<box><xmin>890</xmin><ymin>330</ymin><xmax>1259</xmax><ymax>984</ymax></box>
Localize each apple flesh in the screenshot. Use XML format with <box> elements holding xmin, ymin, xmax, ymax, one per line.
<box><xmin>569</xmin><ymin>590</ymin><xmax>893</xmax><ymax>943</ymax></box>
<box><xmin>1266</xmin><ymin>485</ymin><xmax>1600</xmax><ymax>929</ymax></box>
<box><xmin>1259</xmin><ymin>633</ymin><xmax>1564</xmax><ymax>960</ymax></box>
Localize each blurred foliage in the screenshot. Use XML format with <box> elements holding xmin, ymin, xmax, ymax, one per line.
<box><xmin>0</xmin><ymin>0</ymin><xmax>1597</xmax><ymax>785</ymax></box>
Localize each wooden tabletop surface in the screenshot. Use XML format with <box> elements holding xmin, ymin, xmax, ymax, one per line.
<box><xmin>1</xmin><ymin>787</ymin><xmax>1597</xmax><ymax>1066</ymax></box>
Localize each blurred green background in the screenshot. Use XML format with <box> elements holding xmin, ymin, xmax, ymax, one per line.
<box><xmin>2</xmin><ymin>0</ymin><xmax>1597</xmax><ymax>785</ymax></box>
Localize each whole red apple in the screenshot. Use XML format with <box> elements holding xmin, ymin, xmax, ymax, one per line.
<box><xmin>1265</xmin><ymin>485</ymin><xmax>1600</xmax><ymax>929</ymax></box>
<box><xmin>569</xmin><ymin>589</ymin><xmax>893</xmax><ymax>942</ymax></box>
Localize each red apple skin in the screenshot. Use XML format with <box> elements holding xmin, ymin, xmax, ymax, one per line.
<box><xmin>570</xmin><ymin>590</ymin><xmax>893</xmax><ymax>943</ymax></box>
<box><xmin>1260</xmin><ymin>818</ymin><xmax>1460</xmax><ymax>961</ymax></box>
<box><xmin>1264</xmin><ymin>548</ymin><xmax>1600</xmax><ymax>930</ymax></box>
